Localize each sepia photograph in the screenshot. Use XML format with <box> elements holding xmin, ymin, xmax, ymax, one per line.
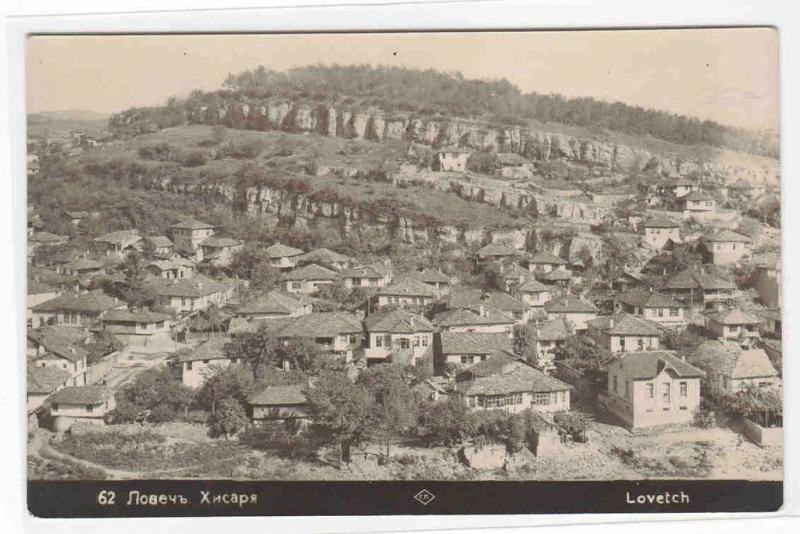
<box><xmin>23</xmin><ymin>28</ymin><xmax>782</xmax><ymax>515</ymax></box>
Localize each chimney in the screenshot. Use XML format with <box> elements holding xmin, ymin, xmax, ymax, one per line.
<box><xmin>609</xmin><ymin>316</ymin><xmax>614</xmax><ymax>328</ymax></box>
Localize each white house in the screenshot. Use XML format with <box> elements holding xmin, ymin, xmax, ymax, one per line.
<box><xmin>363</xmin><ymin>309</ymin><xmax>434</xmax><ymax>366</ymax></box>
<box><xmin>170</xmin><ymin>219</ymin><xmax>215</xmax><ymax>254</ymax></box>
<box><xmin>641</xmin><ymin>215</ymin><xmax>681</xmax><ymax>250</ymax></box>
<box><xmin>48</xmin><ymin>386</ymin><xmax>116</xmax><ymax>431</ymax></box>
<box><xmin>282</xmin><ymin>263</ymin><xmax>339</xmax><ymax>294</ymax></box>
<box><xmin>375</xmin><ymin>277</ymin><xmax>439</xmax><ymax>308</ymax></box>
<box><xmin>704</xmin><ymin>229</ymin><xmax>751</xmax><ymax>265</ymax></box>
<box><xmin>179</xmin><ymin>336</ymin><xmax>238</xmax><ymax>388</ymax></box>
<box><xmin>544</xmin><ymin>296</ymin><xmax>599</xmax><ymax>331</ymax></box>
<box><xmin>265</xmin><ymin>242</ymin><xmax>304</xmax><ymax>271</ymax></box>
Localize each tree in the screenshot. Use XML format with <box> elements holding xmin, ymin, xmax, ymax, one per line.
<box><xmin>207</xmin><ymin>397</ymin><xmax>248</xmax><ymax>439</ymax></box>
<box><xmin>358</xmin><ymin>364</ymin><xmax>419</xmax><ymax>461</ymax></box>
<box><xmin>513</xmin><ymin>323</ymin><xmax>540</xmax><ymax>367</ymax></box>
<box><xmin>86</xmin><ymin>330</ymin><xmax>124</xmax><ymax>365</ymax></box>
<box><xmin>304</xmin><ymin>371</ymin><xmax>375</xmax><ymax>466</ymax></box>
<box><xmin>227</xmin><ymin>244</ymin><xmax>281</xmax><ymax>291</ymax></box>
<box><xmin>417</xmin><ymin>398</ymin><xmax>476</xmax><ymax>446</ymax></box>
<box><xmin>121</xmin><ymin>250</ymin><xmax>158</xmax><ymax>309</ymax></box>
<box><xmin>196</xmin><ymin>363</ymin><xmax>255</xmax><ymax>414</ymax></box>
<box><xmin>113</xmin><ymin>366</ymin><xmax>194</xmax><ymax>423</ymax></box>
<box><xmin>223</xmin><ymin>329</ymin><xmax>282</xmax><ymax>379</ymax></box>
<box><xmin>598</xmin><ymin>233</ymin><xmax>637</xmax><ymax>283</ymax></box>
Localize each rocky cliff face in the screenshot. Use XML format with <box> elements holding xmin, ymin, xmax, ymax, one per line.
<box><xmin>158</xmin><ymin>99</ymin><xmax>779</xmax><ymax>183</ymax></box>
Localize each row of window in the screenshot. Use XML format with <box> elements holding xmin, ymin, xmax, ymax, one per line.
<box><xmin>374</xmin><ymin>335</ymin><xmax>429</xmax><ymax>349</ymax></box>
<box><xmin>612</xmin><ymin>376</ymin><xmax>689</xmax><ymax>400</ymax></box>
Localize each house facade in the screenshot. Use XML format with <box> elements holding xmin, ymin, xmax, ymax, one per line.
<box><xmin>30</xmin><ymin>290</ymin><xmax>127</xmax><ymax>329</ymax></box>
<box><xmin>282</xmin><ymin>264</ymin><xmax>338</xmax><ymax>294</ymax></box>
<box><xmin>705</xmin><ymin>230</ymin><xmax>751</xmax><ymax>265</ymax></box>
<box><xmin>48</xmin><ymin>386</ymin><xmax>116</xmax><ymax>431</ymax></box>
<box><xmin>100</xmin><ymin>309</ymin><xmax>173</xmax><ymax>351</ymax></box>
<box><xmin>170</xmin><ymin>219</ymin><xmax>215</xmax><ymax>254</ymax></box>
<box><xmin>375</xmin><ymin>278</ymin><xmax>438</xmax><ymax>308</ymax></box>
<box><xmin>363</xmin><ymin>310</ymin><xmax>434</xmax><ymax>366</ymax></box>
<box><xmin>199</xmin><ymin>236</ymin><xmax>243</xmax><ymax>267</ymax></box>
<box><xmin>615</xmin><ymin>289</ymin><xmax>686</xmax><ymax>327</ymax></box>
<box><xmin>265</xmin><ymin>242</ymin><xmax>304</xmax><ymax>271</ymax></box>
<box><xmin>641</xmin><ymin>217</ymin><xmax>681</xmax><ymax>250</ymax></box>
<box><xmin>544</xmin><ymin>296</ymin><xmax>599</xmax><ymax>331</ymax></box>
<box><xmin>587</xmin><ymin>313</ymin><xmax>661</xmax><ymax>353</ymax></box>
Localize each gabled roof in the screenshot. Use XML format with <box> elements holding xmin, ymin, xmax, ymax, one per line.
<box><xmin>541</xmin><ymin>269</ymin><xmax>572</xmax><ymax>282</ymax></box>
<box><xmin>664</xmin><ymin>269</ymin><xmax>736</xmax><ymax>291</ymax></box>
<box><xmin>171</xmin><ymin>219</ymin><xmax>214</xmax><ymax>230</ymax></box>
<box><xmin>146</xmin><ymin>235</ymin><xmax>173</xmax><ymax>247</ymax></box>
<box><xmin>27</xmin><ymin>364</ymin><xmax>72</xmax><ymax>395</ymax></box>
<box><xmin>47</xmin><ymin>386</ymin><xmax>114</xmax><ymax>405</ymax></box>
<box><xmin>448</xmin><ymin>288</ymin><xmax>529</xmax><ymax>313</ymax></box>
<box><xmin>279</xmin><ymin>312</ymin><xmax>363</xmax><ymax>338</ymax></box>
<box><xmin>149</xmin><ymin>274</ymin><xmax>225</xmax><ymax>298</ymax></box>
<box><xmin>282</xmin><ymin>263</ymin><xmax>338</xmax><ymax>282</ymax></box>
<box><xmin>545</xmin><ymin>295</ymin><xmax>598</xmax><ymax>314</ymax></box>
<box><xmin>377</xmin><ymin>277</ymin><xmax>439</xmax><ymax>298</ymax></box>
<box><xmin>461</xmin><ymin>360</ymin><xmax>572</xmax><ymax>396</ymax></box>
<box><xmin>200</xmin><ymin>236</ymin><xmax>242</xmax><ymax>248</ymax></box>
<box><xmin>682</xmin><ymin>190</ymin><xmax>716</xmax><ymax>202</ymax></box>
<box><xmin>529</xmin><ymin>251</ymin><xmax>568</xmax><ymax>265</ymax></box>
<box><xmin>339</xmin><ymin>262</ymin><xmax>391</xmax><ymax>279</ymax></box>
<box><xmin>406</xmin><ymin>268</ymin><xmax>450</xmax><ymax>284</ymax></box>
<box><xmin>265</xmin><ymin>242</ymin><xmax>304</xmax><ymax>258</ymax></box>
<box><xmin>296</xmin><ymin>247</ymin><xmax>350</xmax><ymax>265</ymax></box>
<box><xmin>439</xmin><ymin>332</ymin><xmax>512</xmax><ymax>354</ymax></box>
<box><xmin>237</xmin><ymin>291</ymin><xmax>309</xmax><ymax>316</ymax></box>
<box><xmin>364</xmin><ymin>309</ymin><xmax>434</xmax><ymax>334</ymax></box>
<box><xmin>93</xmin><ymin>229</ymin><xmax>142</xmax><ymax>246</ymax></box>
<box><xmin>227</xmin><ymin>316</ymin><xmax>297</xmax><ymax>336</ymax></box>
<box><xmin>476</xmin><ymin>243</ymin><xmax>521</xmax><ymax>258</ymax></box>
<box><xmin>708</xmin><ymin>229</ymin><xmax>751</xmax><ymax>243</ymax></box>
<box><xmin>705</xmin><ymin>308</ymin><xmax>762</xmax><ymax>325</ymax></box>
<box><xmin>617</xmin><ymin>288</ymin><xmax>683</xmax><ymax>309</ymax></box>
<box><xmin>32</xmin><ymin>290</ymin><xmax>124</xmax><ymax>313</ymax></box>
<box><xmin>613</xmin><ymin>351</ymin><xmax>705</xmax><ymax>380</ymax></box>
<box><xmin>248</xmin><ymin>384</ymin><xmax>307</xmax><ymax>406</ymax></box>
<box><xmin>30</xmin><ymin>231</ymin><xmax>67</xmax><ymax>243</ymax></box>
<box><xmin>691</xmin><ymin>341</ymin><xmax>778</xmax><ymax>380</ymax></box>
<box><xmin>587</xmin><ymin>312</ymin><xmax>660</xmax><ymax>336</ymax></box>
<box><xmin>517</xmin><ymin>279</ymin><xmax>549</xmax><ymax>293</ymax></box>
<box><xmin>434</xmin><ymin>307</ymin><xmax>515</xmax><ymax>328</ymax></box>
<box><xmin>103</xmin><ymin>309</ymin><xmax>171</xmax><ymax>323</ymax></box>
<box><xmin>62</xmin><ymin>258</ymin><xmax>103</xmax><ymax>271</ymax></box>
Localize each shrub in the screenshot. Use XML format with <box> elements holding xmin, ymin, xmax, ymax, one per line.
<box><xmin>693</xmin><ymin>409</ymin><xmax>717</xmax><ymax>429</ymax></box>
<box><xmin>206</xmin><ymin>397</ymin><xmax>248</xmax><ymax>439</ymax></box>
<box><xmin>182</xmin><ymin>150</ymin><xmax>208</xmax><ymax>167</ymax></box>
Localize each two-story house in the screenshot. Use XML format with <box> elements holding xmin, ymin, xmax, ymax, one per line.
<box><xmin>405</xmin><ymin>268</ymin><xmax>451</xmax><ymax>298</ymax></box>
<box><xmin>30</xmin><ymin>290</ymin><xmax>127</xmax><ymax>329</ymax></box>
<box><xmin>199</xmin><ymin>236</ymin><xmax>243</xmax><ymax>267</ymax></box>
<box><xmin>587</xmin><ymin>312</ymin><xmax>661</xmax><ymax>353</ymax></box>
<box><xmin>527</xmin><ymin>250</ymin><xmax>569</xmax><ymax>276</ymax></box>
<box><xmin>265</xmin><ymin>242</ymin><xmax>304</xmax><ymax>271</ymax></box>
<box><xmin>339</xmin><ymin>261</ymin><xmax>393</xmax><ymax>289</ymax></box>
<box><xmin>691</xmin><ymin>340</ymin><xmax>781</xmax><ymax>395</ymax></box>
<box><xmin>27</xmin><ymin>363</ymin><xmax>72</xmax><ymax>414</ymax></box>
<box><xmin>93</xmin><ymin>229</ymin><xmax>143</xmax><ymax>258</ymax></box>
<box><xmin>170</xmin><ymin>219</ymin><xmax>215</xmax><ymax>255</ymax></box>
<box><xmin>363</xmin><ymin>309</ymin><xmax>434</xmax><ymax>366</ymax></box>
<box><xmin>27</xmin><ymin>328</ymin><xmax>89</xmax><ymax>388</ymax></box>
<box><xmin>703</xmin><ymin>229</ymin><xmax>752</xmax><ymax>265</ymax></box>
<box><xmin>179</xmin><ymin>336</ymin><xmax>238</xmax><ymax>388</ymax></box>
<box><xmin>615</xmin><ymin>288</ymin><xmax>686</xmax><ymax>327</ymax></box>
<box><xmin>663</xmin><ymin>268</ymin><xmax>737</xmax><ymax>314</ymax></box>
<box><xmin>100</xmin><ymin>309</ymin><xmax>173</xmax><ymax>352</ymax></box>
<box><xmin>433</xmin><ymin>306</ymin><xmax>515</xmax><ymax>337</ymax></box>
<box><xmin>544</xmin><ymin>296</ymin><xmax>599</xmax><ymax>331</ymax></box>
<box><xmin>150</xmin><ymin>275</ymin><xmax>228</xmax><ymax>313</ymax></box>
<box><xmin>641</xmin><ymin>215</ymin><xmax>681</xmax><ymax>250</ymax></box>
<box><xmin>282</xmin><ymin>263</ymin><xmax>339</xmax><ymax>294</ymax></box>
<box><xmin>48</xmin><ymin>386</ymin><xmax>116</xmax><ymax>431</ymax></box>
<box><xmin>678</xmin><ymin>190</ymin><xmax>716</xmax><ymax>219</ymax></box>
<box><xmin>235</xmin><ymin>291</ymin><xmax>312</xmax><ymax>321</ymax></box>
<box><xmin>435</xmin><ymin>331</ymin><xmax>513</xmax><ymax>370</ymax></box>
<box><xmin>375</xmin><ymin>277</ymin><xmax>439</xmax><ymax>308</ymax></box>
<box><xmin>295</xmin><ymin>247</ymin><xmax>351</xmax><ymax>271</ymax></box>
<box><xmin>146</xmin><ymin>258</ymin><xmax>196</xmax><ymax>280</ymax></box>
<box><xmin>530</xmin><ymin>317</ymin><xmax>573</xmax><ymax>373</ymax></box>
<box><xmin>604</xmin><ymin>351</ymin><xmax>704</xmax><ymax>429</ymax></box>
<box><xmin>704</xmin><ymin>308</ymin><xmax>762</xmax><ymax>347</ymax></box>
<box><xmin>513</xmin><ymin>279</ymin><xmax>552</xmax><ymax>309</ymax></box>
<box><xmin>145</xmin><ymin>235</ymin><xmax>174</xmax><ymax>256</ymax></box>
<box><xmin>448</xmin><ymin>288</ymin><xmax>532</xmax><ymax>325</ymax></box>
<box><xmin>278</xmin><ymin>312</ymin><xmax>364</xmax><ymax>363</ymax></box>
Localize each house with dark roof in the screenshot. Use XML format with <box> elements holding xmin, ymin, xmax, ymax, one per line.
<box><xmin>178</xmin><ymin>336</ymin><xmax>240</xmax><ymax>388</ymax></box>
<box><xmin>662</xmin><ymin>268</ymin><xmax>737</xmax><ymax>313</ymax></box>
<box><xmin>615</xmin><ymin>288</ymin><xmax>686</xmax><ymax>327</ymax></box>
<box><xmin>339</xmin><ymin>261</ymin><xmax>393</xmax><ymax>289</ymax></box>
<box><xmin>27</xmin><ymin>279</ymin><xmax>61</xmax><ymax>328</ymax></box>
<box><xmin>265</xmin><ymin>242</ymin><xmax>304</xmax><ymax>270</ymax></box>
<box><xmin>641</xmin><ymin>215</ymin><xmax>681</xmax><ymax>250</ymax></box>
<box><xmin>530</xmin><ymin>317</ymin><xmax>574</xmax><ymax>372</ymax></box>
<box><xmin>27</xmin><ymin>364</ymin><xmax>72</xmax><ymax>413</ymax></box>
<box><xmin>475</xmin><ymin>242</ymin><xmax>522</xmax><ymax>263</ymax></box>
<box><xmin>375</xmin><ymin>277</ymin><xmax>439</xmax><ymax>308</ymax></box>
<box><xmin>690</xmin><ymin>340</ymin><xmax>780</xmax><ymax>395</ymax></box>
<box><xmin>146</xmin><ymin>258</ymin><xmax>196</xmax><ymax>280</ymax></box>
<box><xmin>282</xmin><ymin>263</ymin><xmax>338</xmax><ymax>294</ymax></box>
<box><xmin>678</xmin><ymin>190</ymin><xmax>717</xmax><ymax>218</ymax></box>
<box><xmin>149</xmin><ymin>274</ymin><xmax>228</xmax><ymax>313</ymax></box>
<box><xmin>247</xmin><ymin>384</ymin><xmax>309</xmax><ymax>423</ymax></box>
<box><xmin>199</xmin><ymin>236</ymin><xmax>243</xmax><ymax>267</ymax></box>
<box><xmin>455</xmin><ymin>353</ymin><xmax>572</xmax><ymax>414</ymax></box>
<box><xmin>527</xmin><ymin>250</ymin><xmax>569</xmax><ymax>276</ymax></box>
<box><xmin>405</xmin><ymin>268</ymin><xmax>451</xmax><ymax>298</ymax></box>
<box><xmin>513</xmin><ymin>279</ymin><xmax>552</xmax><ymax>308</ymax></box>
<box><xmin>48</xmin><ymin>386</ymin><xmax>116</xmax><ymax>431</ymax></box>
<box><xmin>100</xmin><ymin>309</ymin><xmax>173</xmax><ymax>351</ymax></box>
<box><xmin>145</xmin><ymin>235</ymin><xmax>174</xmax><ymax>256</ymax></box>
<box><xmin>448</xmin><ymin>288</ymin><xmax>532</xmax><ymax>324</ymax></box>
<box><xmin>587</xmin><ymin>312</ymin><xmax>661</xmax><ymax>353</ymax></box>
<box><xmin>27</xmin><ymin>325</ymin><xmax>88</xmax><ymax>389</ymax></box>
<box><xmin>235</xmin><ymin>291</ymin><xmax>312</xmax><ymax>321</ymax></box>
<box><xmin>544</xmin><ymin>295</ymin><xmax>599</xmax><ymax>331</ymax></box>
<box><xmin>170</xmin><ymin>219</ymin><xmax>215</xmax><ymax>254</ymax></box>
<box><xmin>703</xmin><ymin>229</ymin><xmax>752</xmax><ymax>265</ymax></box>
<box><xmin>30</xmin><ymin>290</ymin><xmax>126</xmax><ymax>329</ymax></box>
<box><xmin>296</xmin><ymin>247</ymin><xmax>351</xmax><ymax>271</ymax></box>
<box><xmin>93</xmin><ymin>229</ymin><xmax>143</xmax><ymax>258</ymax></box>
<box><xmin>604</xmin><ymin>351</ymin><xmax>704</xmax><ymax>429</ymax></box>
<box><xmin>363</xmin><ymin>310</ymin><xmax>434</xmax><ymax>366</ymax></box>
<box><xmin>278</xmin><ymin>312</ymin><xmax>364</xmax><ymax>363</ymax></box>
<box><xmin>435</xmin><ymin>331</ymin><xmax>513</xmax><ymax>369</ymax></box>
<box><xmin>704</xmin><ymin>308</ymin><xmax>762</xmax><ymax>347</ymax></box>
<box><xmin>433</xmin><ymin>306</ymin><xmax>515</xmax><ymax>337</ymax></box>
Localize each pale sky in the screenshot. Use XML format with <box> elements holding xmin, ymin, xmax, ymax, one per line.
<box><xmin>26</xmin><ymin>29</ymin><xmax>779</xmax><ymax>131</ymax></box>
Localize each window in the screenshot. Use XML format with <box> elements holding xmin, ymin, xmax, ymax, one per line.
<box><xmin>349</xmin><ymin>334</ymin><xmax>358</xmax><ymax>344</ymax></box>
<box><xmin>637</xmin><ymin>338</ymin><xmax>645</xmax><ymax>351</ymax></box>
<box><xmin>87</xmin><ymin>405</ymin><xmax>94</xmax><ymax>413</ymax></box>
<box><xmin>625</xmin><ymin>380</ymin><xmax>630</xmax><ymax>398</ymax></box>
<box><xmin>485</xmin><ymin>395</ymin><xmax>505</xmax><ymax>409</ymax></box>
<box><xmin>460</xmin><ymin>355</ymin><xmax>475</xmax><ymax>365</ymax></box>
<box><xmin>559</xmin><ymin>391</ymin><xmax>566</xmax><ymax>403</ymax></box>
<box><xmin>670</xmin><ymin>308</ymin><xmax>680</xmax><ymax>317</ymax></box>
<box><xmin>375</xmin><ymin>336</ymin><xmax>383</xmax><ymax>348</ymax></box>
<box><xmin>612</xmin><ymin>375</ymin><xmax>618</xmax><ymax>393</ymax></box>
<box><xmin>534</xmin><ymin>393</ymin><xmax>550</xmax><ymax>406</ymax></box>
<box><xmin>202</xmin><ymin>359</ymin><xmax>209</xmax><ymax>364</ymax></box>
<box><xmin>413</xmin><ymin>337</ymin><xmax>420</xmax><ymax>347</ymax></box>
<box><xmin>758</xmin><ymin>381</ymin><xmax>771</xmax><ymax>388</ymax></box>
<box><xmin>291</xmin><ymin>282</ymin><xmax>302</xmax><ymax>290</ymax></box>
<box><xmin>619</xmin><ymin>337</ymin><xmax>626</xmax><ymax>351</ymax></box>
<box><xmin>646</xmin><ymin>383</ymin><xmax>654</xmax><ymax>398</ymax></box>
<box><xmin>52</xmin><ymin>403</ymin><xmax>59</xmax><ymax>411</ymax></box>
<box><xmin>467</xmin><ymin>397</ymin><xmax>476</xmax><ymax>407</ymax></box>
<box><xmin>662</xmin><ymin>383</ymin><xmax>671</xmax><ymax>402</ymax></box>
<box><xmin>421</xmin><ymin>337</ymin><xmax>429</xmax><ymax>347</ymax></box>
<box><xmin>399</xmin><ymin>338</ymin><xmax>410</xmax><ymax>349</ymax></box>
<box><xmin>680</xmin><ymin>381</ymin><xmax>688</xmax><ymax>397</ymax></box>
<box><xmin>186</xmin><ymin>362</ymin><xmax>193</xmax><ymax>370</ymax></box>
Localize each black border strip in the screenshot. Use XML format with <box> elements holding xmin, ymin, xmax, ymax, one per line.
<box><xmin>28</xmin><ymin>480</ymin><xmax>782</xmax><ymax>517</ymax></box>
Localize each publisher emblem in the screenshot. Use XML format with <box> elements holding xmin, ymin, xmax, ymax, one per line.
<box><xmin>414</xmin><ymin>489</ymin><xmax>435</xmax><ymax>506</ymax></box>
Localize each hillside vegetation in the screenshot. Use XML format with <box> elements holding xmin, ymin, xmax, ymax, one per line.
<box><xmin>113</xmin><ymin>65</ymin><xmax>777</xmax><ymax>157</ymax></box>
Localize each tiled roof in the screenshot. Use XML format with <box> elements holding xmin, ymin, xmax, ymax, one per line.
<box><xmin>545</xmin><ymin>296</ymin><xmax>598</xmax><ymax>314</ymax></box>
<box><xmin>339</xmin><ymin>262</ymin><xmax>391</xmax><ymax>279</ymax></box>
<box><xmin>530</xmin><ymin>251</ymin><xmax>568</xmax><ymax>265</ymax></box>
<box><xmin>705</xmin><ymin>308</ymin><xmax>762</xmax><ymax>325</ymax></box>
<box><xmin>517</xmin><ymin>279</ymin><xmax>549</xmax><ymax>292</ymax></box>
<box><xmin>32</xmin><ymin>290</ymin><xmax>124</xmax><ymax>313</ymax></box>
<box><xmin>30</xmin><ymin>231</ymin><xmax>67</xmax><ymax>243</ymax></box>
<box><xmin>541</xmin><ymin>269</ymin><xmax>572</xmax><ymax>282</ymax></box>
<box><xmin>150</xmin><ymin>275</ymin><xmax>225</xmax><ymax>298</ymax></box>
<box><xmin>587</xmin><ymin>312</ymin><xmax>660</xmax><ymax>336</ymax></box>
<box><xmin>297</xmin><ymin>247</ymin><xmax>350</xmax><ymax>265</ymax></box>
<box><xmin>27</xmin><ymin>279</ymin><xmax>57</xmax><ymax>295</ymax></box>
<box><xmin>448</xmin><ymin>288</ymin><xmax>529</xmax><ymax>313</ymax></box>
<box><xmin>439</xmin><ymin>332</ymin><xmax>512</xmax><ymax>354</ymax></box>
<box><xmin>27</xmin><ymin>364</ymin><xmax>72</xmax><ymax>394</ymax></box>
<box><xmin>683</xmin><ymin>190</ymin><xmax>716</xmax><ymax>202</ymax></box>
<box><xmin>279</xmin><ymin>312</ymin><xmax>363</xmax><ymax>338</ymax></box>
<box><xmin>93</xmin><ymin>229</ymin><xmax>142</xmax><ymax>245</ymax></box>
<box><xmin>62</xmin><ymin>258</ymin><xmax>103</xmax><ymax>271</ymax></box>
<box><xmin>617</xmin><ymin>288</ymin><xmax>683</xmax><ymax>309</ymax></box>
<box><xmin>265</xmin><ymin>242</ymin><xmax>304</xmax><ymax>258</ymax></box>
<box><xmin>248</xmin><ymin>384</ymin><xmax>307</xmax><ymax>406</ymax></box>
<box><xmin>103</xmin><ymin>309</ymin><xmax>171</xmax><ymax>323</ymax></box>
<box><xmin>364</xmin><ymin>309</ymin><xmax>434</xmax><ymax>333</ymax></box>
<box><xmin>237</xmin><ymin>291</ymin><xmax>309</xmax><ymax>316</ymax></box>
<box><xmin>282</xmin><ymin>263</ymin><xmax>338</xmax><ymax>282</ymax></box>
<box><xmin>476</xmin><ymin>243</ymin><xmax>521</xmax><ymax>258</ymax></box>
<box><xmin>377</xmin><ymin>277</ymin><xmax>439</xmax><ymax>298</ymax></box>
<box><xmin>227</xmin><ymin>316</ymin><xmax>297</xmax><ymax>336</ymax></box>
<box><xmin>434</xmin><ymin>307</ymin><xmax>514</xmax><ymax>328</ymax></box>
<box><xmin>146</xmin><ymin>235</ymin><xmax>173</xmax><ymax>247</ymax></box>
<box><xmin>171</xmin><ymin>219</ymin><xmax>214</xmax><ymax>230</ymax></box>
<box><xmin>47</xmin><ymin>386</ymin><xmax>114</xmax><ymax>405</ymax></box>
<box><xmin>462</xmin><ymin>362</ymin><xmax>571</xmax><ymax>396</ymax></box>
<box><xmin>709</xmin><ymin>229</ymin><xmax>751</xmax><ymax>243</ymax></box>
<box><xmin>664</xmin><ymin>269</ymin><xmax>736</xmax><ymax>291</ymax></box>
<box><xmin>613</xmin><ymin>351</ymin><xmax>705</xmax><ymax>379</ymax></box>
<box><xmin>200</xmin><ymin>236</ymin><xmax>242</xmax><ymax>248</ymax></box>
<box><xmin>691</xmin><ymin>341</ymin><xmax>777</xmax><ymax>379</ymax></box>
